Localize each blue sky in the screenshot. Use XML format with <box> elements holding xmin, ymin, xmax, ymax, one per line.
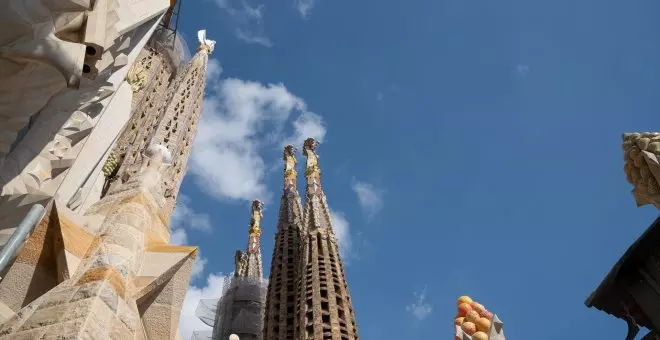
<box><xmin>169</xmin><ymin>0</ymin><xmax>660</xmax><ymax>338</ymax></box>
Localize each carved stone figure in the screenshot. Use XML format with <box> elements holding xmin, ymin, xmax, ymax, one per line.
<box><xmin>126</xmin><ymin>60</ymin><xmax>148</xmax><ymax>92</ymax></box>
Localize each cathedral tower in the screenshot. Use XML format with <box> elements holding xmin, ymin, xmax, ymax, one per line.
<box><xmin>296</xmin><ymin>138</ymin><xmax>359</xmax><ymax>340</ymax></box>
<box><xmin>263</xmin><ymin>145</ymin><xmax>305</xmax><ymax>340</ymax></box>
<box><xmin>105</xmin><ymin>30</ymin><xmax>214</xmax><ymax>215</ymax></box>
<box><xmin>209</xmin><ymin>200</ymin><xmax>267</xmax><ymax>340</ymax></box>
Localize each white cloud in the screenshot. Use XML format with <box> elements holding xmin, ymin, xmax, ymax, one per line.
<box><xmin>178</xmin><ymin>273</ymin><xmax>227</xmax><ymax>339</ymax></box>
<box><xmin>206</xmin><ymin>59</ymin><xmax>223</xmax><ymax>80</ymax></box>
<box><xmin>406</xmin><ymin>287</ymin><xmax>433</xmax><ymax>321</ymax></box>
<box><xmin>516</xmin><ymin>64</ymin><xmax>530</xmax><ymax>76</ymax></box>
<box><xmin>329</xmin><ymin>209</ymin><xmax>351</xmax><ymax>259</ymax></box>
<box><xmin>191</xmin><ymin>252</ymin><xmax>209</xmax><ymax>279</ymax></box>
<box><xmin>351</xmin><ymin>180</ymin><xmax>384</xmax><ymax>220</ymax></box>
<box><xmin>170</xmin><ymin>228</ymin><xmax>188</xmax><ymax>245</ymax></box>
<box><xmin>205</xmin><ymin>0</ymin><xmax>273</xmax><ymax>47</ymax></box>
<box><xmin>190</xmin><ymin>78</ymin><xmax>326</xmax><ymax>202</ymax></box>
<box><xmin>171</xmin><ymin>195</ymin><xmax>212</xmax><ymax>232</ymax></box>
<box><xmin>281</xmin><ymin>111</ymin><xmax>327</xmax><ymax>148</ymax></box>
<box><xmin>295</xmin><ymin>0</ymin><xmax>316</xmax><ymax>18</ymax></box>
<box><xmin>235</xmin><ymin>29</ymin><xmax>273</xmax><ymax>47</ymax></box>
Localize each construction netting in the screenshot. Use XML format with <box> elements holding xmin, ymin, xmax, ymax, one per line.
<box><xmin>194</xmin><ymin>275</ymin><xmax>268</xmax><ymax>340</ymax></box>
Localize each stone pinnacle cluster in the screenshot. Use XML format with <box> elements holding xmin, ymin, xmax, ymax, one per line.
<box><xmin>263</xmin><ymin>138</ymin><xmax>359</xmax><ymax>340</ymax></box>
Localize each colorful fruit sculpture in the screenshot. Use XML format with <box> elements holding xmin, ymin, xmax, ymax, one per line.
<box><xmin>453</xmin><ymin>296</ymin><xmax>502</xmax><ymax>340</ymax></box>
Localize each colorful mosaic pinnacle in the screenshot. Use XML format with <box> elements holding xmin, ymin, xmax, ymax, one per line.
<box><xmin>454</xmin><ymin>296</ymin><xmax>506</xmax><ymax>340</ymax></box>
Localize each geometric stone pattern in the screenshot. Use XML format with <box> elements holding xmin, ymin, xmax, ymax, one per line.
<box><xmin>623</xmin><ymin>132</ymin><xmax>660</xmax><ymax>209</ymax></box>
<box><xmin>295</xmin><ymin>138</ymin><xmax>359</xmax><ymax>340</ymax></box>
<box><xmin>263</xmin><ymin>145</ymin><xmax>304</xmax><ymax>340</ymax></box>
<box><xmin>0</xmin><ymin>147</ymin><xmax>198</xmax><ymax>339</ymax></box>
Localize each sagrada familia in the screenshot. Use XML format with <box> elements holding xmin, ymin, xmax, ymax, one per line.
<box><xmin>1</xmin><ymin>1</ymin><xmax>659</xmax><ymax>340</ymax></box>
<box><xmin>0</xmin><ymin>0</ymin><xmax>360</xmax><ymax>339</ymax></box>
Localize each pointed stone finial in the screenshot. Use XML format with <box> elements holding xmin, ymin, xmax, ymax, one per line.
<box><xmin>283</xmin><ymin>145</ymin><xmax>298</xmax><ymax>193</ymax></box>
<box><xmin>303</xmin><ymin>138</ymin><xmax>320</xmax><ymax>178</ymax></box>
<box><xmin>249</xmin><ymin>200</ymin><xmax>264</xmax><ymax>236</ymax></box>
<box><xmin>197</xmin><ymin>30</ymin><xmax>216</xmax><ymax>54</ymax></box>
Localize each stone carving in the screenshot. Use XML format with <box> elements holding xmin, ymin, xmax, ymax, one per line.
<box><xmin>250</xmin><ymin>200</ymin><xmax>264</xmax><ymax>235</ymax></box>
<box><xmin>283</xmin><ymin>145</ymin><xmax>297</xmax><ymax>180</ymax></box>
<box><xmin>197</xmin><ymin>30</ymin><xmax>216</xmax><ymax>54</ymax></box>
<box><xmin>622</xmin><ymin>132</ymin><xmax>660</xmax><ymax>208</ymax></box>
<box><xmin>235</xmin><ymin>250</ymin><xmax>248</xmax><ymax>277</ymax></box>
<box><xmin>303</xmin><ymin>138</ymin><xmax>320</xmax><ymax>177</ymax></box>
<box><xmin>126</xmin><ymin>59</ymin><xmax>148</xmax><ymax>92</ymax></box>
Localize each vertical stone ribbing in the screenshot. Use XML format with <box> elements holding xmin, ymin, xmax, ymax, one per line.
<box><xmin>264</xmin><ymin>145</ymin><xmax>304</xmax><ymax>340</ymax></box>
<box><xmin>296</xmin><ymin>138</ymin><xmax>358</xmax><ymax>340</ymax></box>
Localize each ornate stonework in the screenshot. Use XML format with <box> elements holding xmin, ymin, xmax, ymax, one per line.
<box><xmin>623</xmin><ymin>132</ymin><xmax>660</xmax><ymax>208</ymax></box>
<box><xmin>296</xmin><ymin>138</ymin><xmax>359</xmax><ymax>340</ymax></box>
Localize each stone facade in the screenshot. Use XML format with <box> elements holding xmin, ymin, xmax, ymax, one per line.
<box><xmin>0</xmin><ymin>24</ymin><xmax>216</xmax><ymax>339</ymax></box>
<box><xmin>0</xmin><ymin>0</ymin><xmax>173</xmax><ymax>239</ymax></box>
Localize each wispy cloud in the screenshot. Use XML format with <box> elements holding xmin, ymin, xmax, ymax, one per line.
<box><xmin>205</xmin><ymin>0</ymin><xmax>273</xmax><ymax>46</ymax></box>
<box><xmin>406</xmin><ymin>287</ymin><xmax>433</xmax><ymax>321</ymax></box>
<box><xmin>351</xmin><ymin>180</ymin><xmax>384</xmax><ymax>220</ymax></box>
<box><xmin>329</xmin><ymin>209</ymin><xmax>352</xmax><ymax>260</ymax></box>
<box><xmin>191</xmin><ymin>65</ymin><xmax>326</xmax><ymax>203</ymax></box>
<box><xmin>235</xmin><ymin>28</ymin><xmax>273</xmax><ymax>47</ymax></box>
<box><xmin>178</xmin><ymin>273</ymin><xmax>227</xmax><ymax>339</ymax></box>
<box><xmin>516</xmin><ymin>64</ymin><xmax>530</xmax><ymax>76</ymax></box>
<box><xmin>295</xmin><ymin>0</ymin><xmax>316</xmax><ymax>18</ymax></box>
<box><xmin>171</xmin><ymin>195</ymin><xmax>213</xmax><ymax>232</ymax></box>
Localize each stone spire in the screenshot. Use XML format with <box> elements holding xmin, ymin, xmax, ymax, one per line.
<box><xmin>235</xmin><ymin>200</ymin><xmax>264</xmax><ymax>278</ymax></box>
<box><xmin>105</xmin><ymin>30</ymin><xmax>216</xmax><ymax>215</ymax></box>
<box><xmin>263</xmin><ymin>145</ymin><xmax>305</xmax><ymax>340</ymax></box>
<box><xmin>296</xmin><ymin>138</ymin><xmax>359</xmax><ymax>340</ymax></box>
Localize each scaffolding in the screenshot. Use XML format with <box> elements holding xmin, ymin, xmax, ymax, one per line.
<box><xmin>194</xmin><ymin>276</ymin><xmax>268</xmax><ymax>340</ymax></box>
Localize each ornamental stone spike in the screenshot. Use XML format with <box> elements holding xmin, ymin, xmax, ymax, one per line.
<box><xmin>622</xmin><ymin>132</ymin><xmax>660</xmax><ymax>208</ymax></box>
<box><xmin>283</xmin><ymin>145</ymin><xmax>298</xmax><ymax>195</ymax></box>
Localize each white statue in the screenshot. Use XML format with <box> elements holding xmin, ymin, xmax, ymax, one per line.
<box><xmin>197</xmin><ymin>30</ymin><xmax>216</xmax><ymax>54</ymax></box>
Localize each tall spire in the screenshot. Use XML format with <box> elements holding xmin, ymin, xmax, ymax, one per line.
<box><xmin>105</xmin><ymin>30</ymin><xmax>216</xmax><ymax>216</ymax></box>
<box><xmin>296</xmin><ymin>137</ymin><xmax>359</xmax><ymax>340</ymax></box>
<box><xmin>234</xmin><ymin>200</ymin><xmax>264</xmax><ymax>278</ymax></box>
<box><xmin>263</xmin><ymin>145</ymin><xmax>305</xmax><ymax>340</ymax></box>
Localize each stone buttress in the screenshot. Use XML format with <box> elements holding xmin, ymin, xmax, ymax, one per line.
<box><xmin>263</xmin><ymin>145</ymin><xmax>304</xmax><ymax>340</ymax></box>
<box><xmin>0</xmin><ymin>144</ymin><xmax>197</xmax><ymax>339</ymax></box>
<box><xmin>295</xmin><ymin>138</ymin><xmax>358</xmax><ymax>340</ymax></box>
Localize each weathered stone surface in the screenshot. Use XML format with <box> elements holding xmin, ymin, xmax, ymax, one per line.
<box><xmin>623</xmin><ymin>132</ymin><xmax>660</xmax><ymax>208</ymax></box>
